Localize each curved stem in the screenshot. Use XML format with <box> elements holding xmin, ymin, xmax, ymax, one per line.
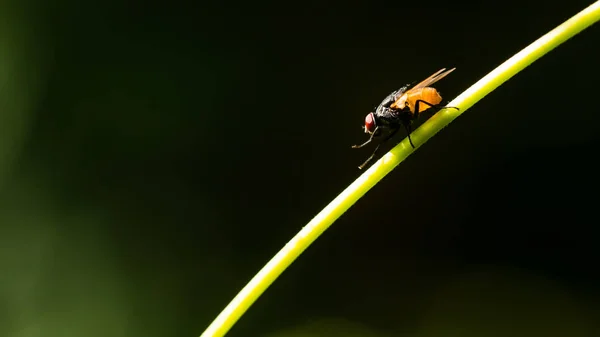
<box><xmin>200</xmin><ymin>2</ymin><xmax>600</xmax><ymax>336</ymax></box>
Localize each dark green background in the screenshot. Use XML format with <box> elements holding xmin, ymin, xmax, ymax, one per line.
<box><xmin>1</xmin><ymin>1</ymin><xmax>599</xmax><ymax>336</ymax></box>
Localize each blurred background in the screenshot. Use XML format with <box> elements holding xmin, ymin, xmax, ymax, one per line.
<box><xmin>1</xmin><ymin>0</ymin><xmax>600</xmax><ymax>336</ymax></box>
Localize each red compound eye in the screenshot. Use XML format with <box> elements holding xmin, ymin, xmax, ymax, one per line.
<box><xmin>364</xmin><ymin>113</ymin><xmax>376</xmax><ymax>133</ymax></box>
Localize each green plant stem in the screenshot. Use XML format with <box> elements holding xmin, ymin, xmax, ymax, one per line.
<box><xmin>200</xmin><ymin>2</ymin><xmax>600</xmax><ymax>336</ymax></box>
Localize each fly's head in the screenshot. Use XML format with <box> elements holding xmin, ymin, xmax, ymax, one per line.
<box><xmin>363</xmin><ymin>112</ymin><xmax>376</xmax><ymax>134</ymax></box>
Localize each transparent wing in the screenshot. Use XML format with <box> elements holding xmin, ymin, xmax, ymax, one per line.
<box><xmin>408</xmin><ymin>67</ymin><xmax>456</xmax><ymax>92</ymax></box>
<box><xmin>390</xmin><ymin>68</ymin><xmax>456</xmax><ymax>109</ymax></box>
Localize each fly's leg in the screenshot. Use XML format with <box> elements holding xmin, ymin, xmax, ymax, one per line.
<box><xmin>403</xmin><ymin>122</ymin><xmax>415</xmax><ymax>149</ymax></box>
<box><xmin>403</xmin><ymin>100</ymin><xmax>460</xmax><ymax>148</ymax></box>
<box><xmin>357</xmin><ymin>127</ymin><xmax>400</xmax><ymax>170</ymax></box>
<box><xmin>352</xmin><ymin>126</ymin><xmax>379</xmax><ymax>149</ymax></box>
<box><xmin>413</xmin><ymin>100</ymin><xmax>459</xmax><ymax>119</ymax></box>
<box><xmin>412</xmin><ymin>100</ymin><xmax>438</xmax><ymax>119</ymax></box>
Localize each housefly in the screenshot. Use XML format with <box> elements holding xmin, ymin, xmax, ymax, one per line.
<box><xmin>352</xmin><ymin>67</ymin><xmax>459</xmax><ymax>169</ymax></box>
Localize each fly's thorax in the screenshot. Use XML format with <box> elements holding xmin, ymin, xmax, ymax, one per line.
<box><xmin>373</xmin><ymin>114</ymin><xmax>399</xmax><ymax>128</ymax></box>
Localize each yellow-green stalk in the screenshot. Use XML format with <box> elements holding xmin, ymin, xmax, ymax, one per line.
<box><xmin>201</xmin><ymin>2</ymin><xmax>600</xmax><ymax>336</ymax></box>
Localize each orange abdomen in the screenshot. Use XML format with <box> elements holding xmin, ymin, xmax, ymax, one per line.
<box><xmin>406</xmin><ymin>87</ymin><xmax>443</xmax><ymax>114</ymax></box>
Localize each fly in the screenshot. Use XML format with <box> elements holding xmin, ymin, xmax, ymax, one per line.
<box><xmin>352</xmin><ymin>67</ymin><xmax>460</xmax><ymax>169</ymax></box>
